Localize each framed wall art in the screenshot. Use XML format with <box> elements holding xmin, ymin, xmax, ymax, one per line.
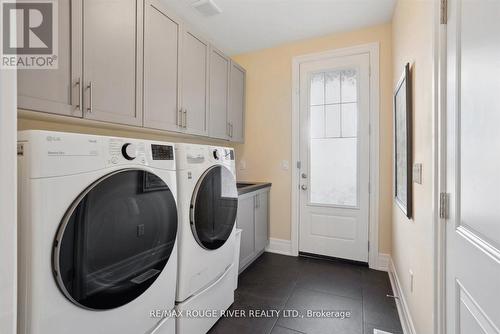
<box><xmin>394</xmin><ymin>63</ymin><xmax>413</xmax><ymax>218</ymax></box>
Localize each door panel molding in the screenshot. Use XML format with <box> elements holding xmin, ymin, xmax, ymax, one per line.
<box><xmin>456</xmin><ymin>226</ymin><xmax>500</xmax><ymax>265</ymax></box>
<box><xmin>291</xmin><ymin>42</ymin><xmax>380</xmax><ymax>269</ymax></box>
<box><xmin>457</xmin><ymin>280</ymin><xmax>500</xmax><ymax>334</ymax></box>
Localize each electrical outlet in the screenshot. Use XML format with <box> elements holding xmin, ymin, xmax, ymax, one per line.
<box><xmin>281</xmin><ymin>160</ymin><xmax>289</xmax><ymax>171</ymax></box>
<box><xmin>409</xmin><ymin>270</ymin><xmax>414</xmax><ymax>293</ymax></box>
<box><xmin>239</xmin><ymin>160</ymin><xmax>247</xmax><ymax>170</ymax></box>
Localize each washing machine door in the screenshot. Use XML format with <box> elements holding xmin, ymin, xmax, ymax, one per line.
<box><xmin>53</xmin><ymin>169</ymin><xmax>177</xmax><ymax>311</ymax></box>
<box><xmin>190</xmin><ymin>165</ymin><xmax>238</xmax><ymax>250</ymax></box>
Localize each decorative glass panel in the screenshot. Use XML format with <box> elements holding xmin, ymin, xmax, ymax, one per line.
<box><xmin>341</xmin><ymin>103</ymin><xmax>357</xmax><ymax>137</ymax></box>
<box><xmin>310</xmin><ymin>138</ymin><xmax>357</xmax><ymax>206</ymax></box>
<box><xmin>310</xmin><ymin>105</ymin><xmax>325</xmax><ymax>138</ymax></box>
<box><xmin>341</xmin><ymin>69</ymin><xmax>357</xmax><ymax>103</ymax></box>
<box><xmin>325</xmin><ymin>104</ymin><xmax>341</xmax><ymax>137</ymax></box>
<box><xmin>309</xmin><ymin>68</ymin><xmax>359</xmax><ymax>207</ymax></box>
<box><xmin>325</xmin><ymin>71</ymin><xmax>341</xmax><ymax>104</ymax></box>
<box><xmin>310</xmin><ymin>73</ymin><xmax>324</xmax><ymax>105</ymax></box>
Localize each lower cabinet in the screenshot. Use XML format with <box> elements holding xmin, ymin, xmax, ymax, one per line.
<box><xmin>236</xmin><ymin>188</ymin><xmax>270</xmax><ymax>272</ymax></box>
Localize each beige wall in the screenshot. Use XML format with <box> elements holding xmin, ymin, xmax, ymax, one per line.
<box><xmin>232</xmin><ymin>24</ymin><xmax>394</xmax><ymax>254</ymax></box>
<box><xmin>391</xmin><ymin>0</ymin><xmax>434</xmax><ymax>333</ymax></box>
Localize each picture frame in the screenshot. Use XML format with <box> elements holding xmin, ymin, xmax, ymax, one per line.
<box><xmin>394</xmin><ymin>63</ymin><xmax>413</xmax><ymax>218</ymax></box>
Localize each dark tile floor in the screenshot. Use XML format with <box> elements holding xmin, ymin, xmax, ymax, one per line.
<box><xmin>209</xmin><ymin>253</ymin><xmax>403</xmax><ymax>334</ymax></box>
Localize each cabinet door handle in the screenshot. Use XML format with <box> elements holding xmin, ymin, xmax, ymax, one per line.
<box><xmin>183</xmin><ymin>109</ymin><xmax>187</xmax><ymax>128</ymax></box>
<box><xmin>178</xmin><ymin>108</ymin><xmax>183</xmax><ymax>127</ymax></box>
<box><xmin>230</xmin><ymin>123</ymin><xmax>233</xmax><ymax>138</ymax></box>
<box><xmin>86</xmin><ymin>82</ymin><xmax>93</xmax><ymax>113</ymax></box>
<box><xmin>75</xmin><ymin>78</ymin><xmax>82</xmax><ymax>111</ymax></box>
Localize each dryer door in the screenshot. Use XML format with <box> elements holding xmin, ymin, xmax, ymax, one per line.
<box><xmin>53</xmin><ymin>169</ymin><xmax>177</xmax><ymax>310</ymax></box>
<box><xmin>191</xmin><ymin>165</ymin><xmax>238</xmax><ymax>250</ymax></box>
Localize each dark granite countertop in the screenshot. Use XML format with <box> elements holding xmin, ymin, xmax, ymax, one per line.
<box><xmin>237</xmin><ymin>182</ymin><xmax>272</xmax><ymax>196</ymax></box>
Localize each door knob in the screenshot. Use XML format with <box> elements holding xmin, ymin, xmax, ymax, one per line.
<box><xmin>301</xmin><ymin>173</ymin><xmax>307</xmax><ymax>179</ymax></box>
<box><xmin>301</xmin><ymin>185</ymin><xmax>308</xmax><ymax>190</ymax></box>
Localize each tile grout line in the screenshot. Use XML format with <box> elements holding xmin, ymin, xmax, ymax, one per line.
<box><xmin>268</xmin><ymin>273</ymin><xmax>299</xmax><ymax>334</ymax></box>
<box><xmin>295</xmin><ymin>285</ymin><xmax>363</xmax><ymax>303</ymax></box>
<box><xmin>274</xmin><ymin>324</ymin><xmax>307</xmax><ymax>334</ymax></box>
<box><xmin>362</xmin><ymin>285</ymin><xmax>366</xmax><ymax>334</ymax></box>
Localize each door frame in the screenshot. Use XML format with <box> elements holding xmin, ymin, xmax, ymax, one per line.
<box><xmin>434</xmin><ymin>0</ymin><xmax>448</xmax><ymax>332</ymax></box>
<box><xmin>0</xmin><ymin>68</ymin><xmax>17</xmax><ymax>334</ymax></box>
<box><xmin>291</xmin><ymin>43</ymin><xmax>381</xmax><ymax>269</ymax></box>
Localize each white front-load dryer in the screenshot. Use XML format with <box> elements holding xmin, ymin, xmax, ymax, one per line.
<box><xmin>17</xmin><ymin>131</ymin><xmax>177</xmax><ymax>334</ymax></box>
<box><xmin>175</xmin><ymin>144</ymin><xmax>238</xmax><ymax>334</ymax></box>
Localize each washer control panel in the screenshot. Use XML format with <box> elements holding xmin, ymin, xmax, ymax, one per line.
<box><xmin>108</xmin><ymin>138</ymin><xmax>146</xmax><ymax>165</ymax></box>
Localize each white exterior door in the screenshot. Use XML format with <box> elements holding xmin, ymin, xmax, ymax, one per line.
<box><xmin>445</xmin><ymin>0</ymin><xmax>500</xmax><ymax>332</ymax></box>
<box><xmin>299</xmin><ymin>53</ymin><xmax>370</xmax><ymax>262</ymax></box>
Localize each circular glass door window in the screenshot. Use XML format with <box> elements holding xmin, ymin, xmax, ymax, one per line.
<box><xmin>191</xmin><ymin>165</ymin><xmax>238</xmax><ymax>250</ymax></box>
<box><xmin>53</xmin><ymin>169</ymin><xmax>177</xmax><ymax>310</ymax></box>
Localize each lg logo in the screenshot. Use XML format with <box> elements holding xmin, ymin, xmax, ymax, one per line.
<box><xmin>1</xmin><ymin>1</ymin><xmax>57</xmax><ymax>68</ymax></box>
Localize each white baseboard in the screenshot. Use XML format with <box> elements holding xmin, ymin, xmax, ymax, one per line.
<box><xmin>388</xmin><ymin>258</ymin><xmax>417</xmax><ymax>334</ymax></box>
<box><xmin>265</xmin><ymin>238</ymin><xmax>294</xmax><ymax>256</ymax></box>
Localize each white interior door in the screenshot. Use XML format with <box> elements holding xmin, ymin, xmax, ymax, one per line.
<box><xmin>299</xmin><ymin>53</ymin><xmax>370</xmax><ymax>262</ymax></box>
<box><xmin>446</xmin><ymin>0</ymin><xmax>500</xmax><ymax>332</ymax></box>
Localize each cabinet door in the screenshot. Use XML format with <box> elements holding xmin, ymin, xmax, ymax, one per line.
<box><xmin>181</xmin><ymin>29</ymin><xmax>209</xmax><ymax>136</ymax></box>
<box><xmin>143</xmin><ymin>0</ymin><xmax>180</xmax><ymax>132</ymax></box>
<box><xmin>254</xmin><ymin>191</ymin><xmax>269</xmax><ymax>252</ymax></box>
<box><xmin>209</xmin><ymin>47</ymin><xmax>230</xmax><ymax>140</ymax></box>
<box><xmin>18</xmin><ymin>0</ymin><xmax>82</xmax><ymax>117</ymax></box>
<box><xmin>228</xmin><ymin>62</ymin><xmax>245</xmax><ymax>142</ymax></box>
<box><xmin>83</xmin><ymin>0</ymin><xmax>143</xmax><ymax>126</ymax></box>
<box><xmin>236</xmin><ymin>196</ymin><xmax>255</xmax><ymax>269</ymax></box>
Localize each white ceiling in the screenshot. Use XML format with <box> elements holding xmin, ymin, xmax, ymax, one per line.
<box><xmin>161</xmin><ymin>0</ymin><xmax>396</xmax><ymax>55</ymax></box>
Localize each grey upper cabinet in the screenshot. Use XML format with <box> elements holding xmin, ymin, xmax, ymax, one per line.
<box><xmin>254</xmin><ymin>191</ymin><xmax>269</xmax><ymax>252</ymax></box>
<box><xmin>237</xmin><ymin>196</ymin><xmax>255</xmax><ymax>269</ymax></box>
<box><xmin>228</xmin><ymin>61</ymin><xmax>246</xmax><ymax>143</ymax></box>
<box><xmin>17</xmin><ymin>0</ymin><xmax>245</xmax><ymax>142</ymax></box>
<box><xmin>18</xmin><ymin>0</ymin><xmax>83</xmax><ymax>117</ymax></box>
<box><xmin>143</xmin><ymin>0</ymin><xmax>180</xmax><ymax>132</ymax></box>
<box><xmin>82</xmin><ymin>0</ymin><xmax>143</xmax><ymax>126</ymax></box>
<box><xmin>180</xmin><ymin>29</ymin><xmax>209</xmax><ymax>136</ymax></box>
<box><xmin>209</xmin><ymin>47</ymin><xmax>230</xmax><ymax>140</ymax></box>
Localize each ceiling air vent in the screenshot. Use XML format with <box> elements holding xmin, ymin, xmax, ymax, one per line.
<box><xmin>192</xmin><ymin>0</ymin><xmax>222</xmax><ymax>16</ymax></box>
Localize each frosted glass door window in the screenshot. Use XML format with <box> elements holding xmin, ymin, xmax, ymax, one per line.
<box><xmin>309</xmin><ymin>69</ymin><xmax>358</xmax><ymax>206</ymax></box>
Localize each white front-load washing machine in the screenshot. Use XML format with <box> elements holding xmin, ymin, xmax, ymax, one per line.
<box><xmin>174</xmin><ymin>144</ymin><xmax>238</xmax><ymax>334</ymax></box>
<box><xmin>17</xmin><ymin>131</ymin><xmax>178</xmax><ymax>334</ymax></box>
